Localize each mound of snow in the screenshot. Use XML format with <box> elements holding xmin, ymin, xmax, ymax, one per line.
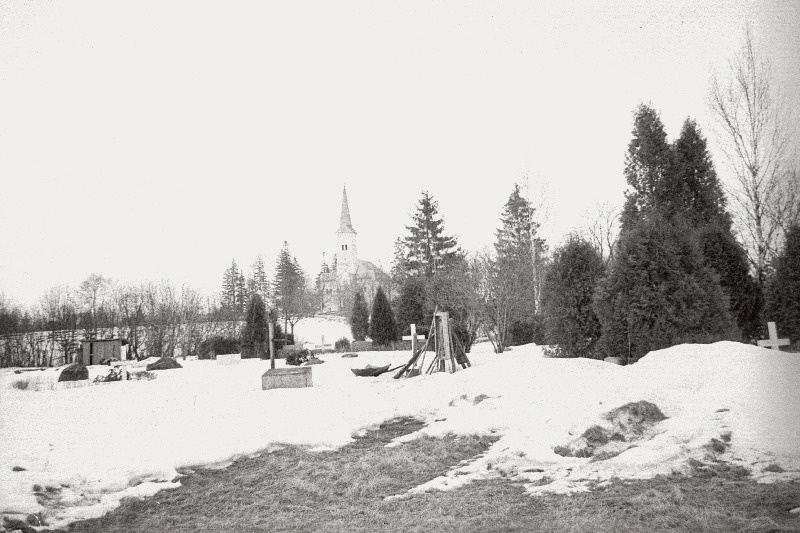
<box><xmin>1</xmin><ymin>340</ymin><xmax>798</xmax><ymax>527</ymax></box>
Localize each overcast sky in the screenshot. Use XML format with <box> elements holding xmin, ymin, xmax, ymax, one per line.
<box><xmin>1</xmin><ymin>0</ymin><xmax>798</xmax><ymax>307</ymax></box>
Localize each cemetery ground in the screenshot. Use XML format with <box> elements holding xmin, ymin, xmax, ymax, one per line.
<box><xmin>2</xmin><ymin>327</ymin><xmax>800</xmax><ymax>531</ymax></box>
<box><xmin>65</xmin><ymin>419</ymin><xmax>800</xmax><ymax>533</ymax></box>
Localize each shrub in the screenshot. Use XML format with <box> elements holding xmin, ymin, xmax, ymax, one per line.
<box><xmin>146</xmin><ymin>357</ymin><xmax>182</xmax><ymax>371</ymax></box>
<box><xmin>283</xmin><ymin>346</ymin><xmax>310</xmax><ymax>366</ymax></box>
<box><xmin>765</xmin><ymin>225</ymin><xmax>800</xmax><ymax>343</ymax></box>
<box><xmin>350</xmin><ymin>292</ymin><xmax>369</xmax><ymax>341</ymax></box>
<box><xmin>131</xmin><ymin>370</ymin><xmax>157</xmax><ymax>381</ymax></box>
<box><xmin>94</xmin><ymin>367</ymin><xmax>124</xmax><ymax>382</ymax></box>
<box><xmin>58</xmin><ymin>364</ymin><xmax>89</xmax><ymax>382</ymax></box>
<box><xmin>508</xmin><ymin>317</ymin><xmax>546</xmax><ymax>347</ymax></box>
<box><xmin>541</xmin><ymin>238</ymin><xmax>605</xmax><ymax>358</ymax></box>
<box><xmin>334</xmin><ymin>337</ymin><xmax>351</xmax><ymax>352</ymax></box>
<box><xmin>594</xmin><ymin>216</ymin><xmax>737</xmax><ymax>363</ymax></box>
<box><xmin>369</xmin><ymin>286</ymin><xmax>397</xmax><ymax>346</ymax></box>
<box><xmin>12</xmin><ymin>379</ymin><xmax>29</xmax><ymax>390</ymax></box>
<box><xmin>197</xmin><ymin>336</ymin><xmax>240</xmax><ymax>360</ymax></box>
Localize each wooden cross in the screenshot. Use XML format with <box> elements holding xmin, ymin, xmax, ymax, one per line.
<box><xmin>757</xmin><ymin>322</ymin><xmax>790</xmax><ymax>351</ymax></box>
<box><xmin>402</xmin><ymin>323</ymin><xmax>426</xmax><ymax>353</ymax></box>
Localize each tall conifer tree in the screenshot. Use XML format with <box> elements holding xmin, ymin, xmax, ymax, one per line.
<box><xmin>369</xmin><ymin>286</ymin><xmax>397</xmax><ymax>346</ymax></box>
<box><xmin>620</xmin><ymin>104</ymin><xmax>672</xmax><ymax>230</ymax></box>
<box><xmin>350</xmin><ymin>291</ymin><xmax>369</xmax><ymax>341</ymax></box>
<box><xmin>241</xmin><ymin>293</ymin><xmax>267</xmax><ymax>358</ymax></box>
<box><xmin>398</xmin><ymin>192</ymin><xmax>462</xmax><ymax>279</ymax></box>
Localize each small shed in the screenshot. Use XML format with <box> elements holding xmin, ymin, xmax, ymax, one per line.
<box><xmin>80</xmin><ymin>339</ymin><xmax>127</xmax><ymax>365</ymax></box>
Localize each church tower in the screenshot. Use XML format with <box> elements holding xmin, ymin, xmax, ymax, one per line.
<box><xmin>335</xmin><ymin>186</ymin><xmax>358</xmax><ymax>276</ymax></box>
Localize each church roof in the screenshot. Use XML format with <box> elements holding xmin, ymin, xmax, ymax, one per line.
<box><xmin>336</xmin><ymin>186</ymin><xmax>357</xmax><ymax>234</ymax></box>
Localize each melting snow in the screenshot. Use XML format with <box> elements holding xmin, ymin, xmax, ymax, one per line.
<box><xmin>1</xmin><ymin>339</ymin><xmax>798</xmax><ymax>527</ymax></box>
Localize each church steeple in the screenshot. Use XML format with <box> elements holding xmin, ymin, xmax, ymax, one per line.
<box><xmin>334</xmin><ymin>185</ymin><xmax>358</xmax><ymax>276</ymax></box>
<box><xmin>337</xmin><ymin>186</ymin><xmax>356</xmax><ymax>234</ymax></box>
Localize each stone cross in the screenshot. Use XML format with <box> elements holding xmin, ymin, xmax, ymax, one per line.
<box><xmin>402</xmin><ymin>323</ymin><xmax>426</xmax><ymax>353</ymax></box>
<box><xmin>757</xmin><ymin>321</ymin><xmax>790</xmax><ymax>350</ymax></box>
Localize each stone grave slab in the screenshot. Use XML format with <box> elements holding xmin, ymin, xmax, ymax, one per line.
<box><xmin>262</xmin><ymin>366</ymin><xmax>313</xmax><ymax>390</ymax></box>
<box><xmin>217</xmin><ymin>353</ymin><xmax>242</xmax><ymax>365</ymax></box>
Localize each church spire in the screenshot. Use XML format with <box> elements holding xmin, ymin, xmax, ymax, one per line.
<box><xmin>337</xmin><ymin>186</ymin><xmax>356</xmax><ymax>234</ymax></box>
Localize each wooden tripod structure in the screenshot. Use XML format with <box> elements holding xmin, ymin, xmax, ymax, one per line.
<box><xmin>394</xmin><ymin>310</ymin><xmax>471</xmax><ymax>379</ymax></box>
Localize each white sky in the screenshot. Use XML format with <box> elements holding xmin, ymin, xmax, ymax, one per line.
<box><xmin>1</xmin><ymin>0</ymin><xmax>798</xmax><ymax>307</ymax></box>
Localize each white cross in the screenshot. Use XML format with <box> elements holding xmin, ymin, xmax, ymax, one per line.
<box><xmin>757</xmin><ymin>322</ymin><xmax>790</xmax><ymax>350</ymax></box>
<box><xmin>402</xmin><ymin>323</ymin><xmax>426</xmax><ymax>353</ymax></box>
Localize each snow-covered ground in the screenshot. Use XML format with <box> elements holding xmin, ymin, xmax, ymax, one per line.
<box><xmin>1</xmin><ymin>341</ymin><xmax>799</xmax><ymax>528</ymax></box>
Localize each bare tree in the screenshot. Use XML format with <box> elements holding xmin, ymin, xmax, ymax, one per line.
<box><xmin>582</xmin><ymin>202</ymin><xmax>619</xmax><ymax>264</ymax></box>
<box><xmin>475</xmin><ymin>250</ymin><xmax>530</xmax><ymax>353</ymax></box>
<box><xmin>79</xmin><ymin>274</ymin><xmax>111</xmax><ymax>339</ymax></box>
<box><xmin>710</xmin><ymin>28</ymin><xmax>799</xmax><ymax>286</ymax></box>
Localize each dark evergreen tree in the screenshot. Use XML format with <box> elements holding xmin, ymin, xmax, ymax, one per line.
<box><xmin>397</xmin><ymin>192</ymin><xmax>463</xmax><ymax>279</ymax></box>
<box><xmin>621</xmin><ymin>105</ymin><xmax>672</xmax><ymax>230</ymax></box>
<box><xmin>594</xmin><ymin>215</ymin><xmax>738</xmax><ymax>363</ymax></box>
<box><xmin>350</xmin><ymin>291</ymin><xmax>370</xmax><ymax>341</ymax></box>
<box><xmin>369</xmin><ymin>286</ymin><xmax>397</xmax><ymax>346</ymax></box>
<box><xmin>765</xmin><ymin>225</ymin><xmax>800</xmax><ymax>343</ymax></box>
<box><xmin>664</xmin><ymin>120</ymin><xmax>729</xmax><ymax>224</ymax></box>
<box><xmin>395</xmin><ymin>277</ymin><xmax>429</xmax><ymax>337</ymax></box>
<box><xmin>668</xmin><ymin>120</ymin><xmax>762</xmax><ymax>340</ymax></box>
<box><xmin>240</xmin><ymin>293</ymin><xmax>267</xmax><ymax>358</ymax></box>
<box><xmin>699</xmin><ymin>223</ymin><xmax>762</xmax><ymax>340</ymax></box>
<box><xmin>542</xmin><ymin>237</ymin><xmax>605</xmax><ymax>358</ymax></box>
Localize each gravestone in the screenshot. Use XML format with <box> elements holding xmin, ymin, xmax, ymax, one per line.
<box><xmin>216</xmin><ymin>353</ymin><xmax>241</xmax><ymax>365</ymax></box>
<box><xmin>262</xmin><ymin>366</ymin><xmax>313</xmax><ymax>390</ymax></box>
<box><xmin>757</xmin><ymin>322</ymin><xmax>790</xmax><ymax>351</ymax></box>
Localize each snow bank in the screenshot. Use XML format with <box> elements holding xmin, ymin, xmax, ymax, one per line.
<box><xmin>1</xmin><ymin>341</ymin><xmax>798</xmax><ymax>527</ymax></box>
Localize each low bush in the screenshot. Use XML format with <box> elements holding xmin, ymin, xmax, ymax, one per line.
<box><xmin>283</xmin><ymin>346</ymin><xmax>310</xmax><ymax>366</ymax></box>
<box><xmin>12</xmin><ymin>379</ymin><xmax>29</xmax><ymax>390</ymax></box>
<box><xmin>197</xmin><ymin>336</ymin><xmax>240</xmax><ymax>360</ymax></box>
<box><xmin>508</xmin><ymin>317</ymin><xmax>546</xmax><ymax>346</ymax></box>
<box><xmin>146</xmin><ymin>357</ymin><xmax>183</xmax><ymax>371</ymax></box>
<box><xmin>94</xmin><ymin>367</ymin><xmax>124</xmax><ymax>383</ymax></box>
<box><xmin>58</xmin><ymin>364</ymin><xmax>89</xmax><ymax>382</ymax></box>
<box><xmin>334</xmin><ymin>337</ymin><xmax>351</xmax><ymax>352</ymax></box>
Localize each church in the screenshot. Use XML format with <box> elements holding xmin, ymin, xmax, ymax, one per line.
<box><xmin>316</xmin><ymin>187</ymin><xmax>392</xmax><ymax>315</ymax></box>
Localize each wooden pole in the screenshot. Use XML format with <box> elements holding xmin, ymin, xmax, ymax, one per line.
<box><xmin>268</xmin><ymin>321</ymin><xmax>275</xmax><ymax>370</ymax></box>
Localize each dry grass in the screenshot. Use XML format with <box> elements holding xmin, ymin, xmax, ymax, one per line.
<box><xmin>66</xmin><ymin>419</ymin><xmax>800</xmax><ymax>533</ymax></box>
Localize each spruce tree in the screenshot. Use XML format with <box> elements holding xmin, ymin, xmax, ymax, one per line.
<box><xmin>221</xmin><ymin>260</ymin><xmax>242</xmax><ymax>314</ymax></box>
<box><xmin>369</xmin><ymin>286</ymin><xmax>397</xmax><ymax>346</ymax></box>
<box><xmin>350</xmin><ymin>291</ymin><xmax>369</xmax><ymax>341</ymax></box>
<box><xmin>542</xmin><ymin>237</ymin><xmax>604</xmax><ymax>358</ymax></box>
<box><xmin>494</xmin><ymin>183</ymin><xmax>545</xmax><ymax>320</ymax></box>
<box><xmin>594</xmin><ymin>215</ymin><xmax>738</xmax><ymax>363</ymax></box>
<box><xmin>398</xmin><ymin>192</ymin><xmax>463</xmax><ymax>279</ymax></box>
<box><xmin>765</xmin><ymin>225</ymin><xmax>800</xmax><ymax>342</ymax></box>
<box><xmin>272</xmin><ymin>242</ymin><xmax>309</xmax><ymax>335</ymax></box>
<box><xmin>241</xmin><ymin>293</ymin><xmax>267</xmax><ymax>358</ymax></box>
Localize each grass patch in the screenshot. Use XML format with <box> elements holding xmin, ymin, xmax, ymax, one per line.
<box><xmin>66</xmin><ymin>419</ymin><xmax>800</xmax><ymax>533</ymax></box>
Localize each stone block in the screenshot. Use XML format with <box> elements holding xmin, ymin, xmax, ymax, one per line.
<box><xmin>262</xmin><ymin>366</ymin><xmax>312</xmax><ymax>390</ymax></box>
